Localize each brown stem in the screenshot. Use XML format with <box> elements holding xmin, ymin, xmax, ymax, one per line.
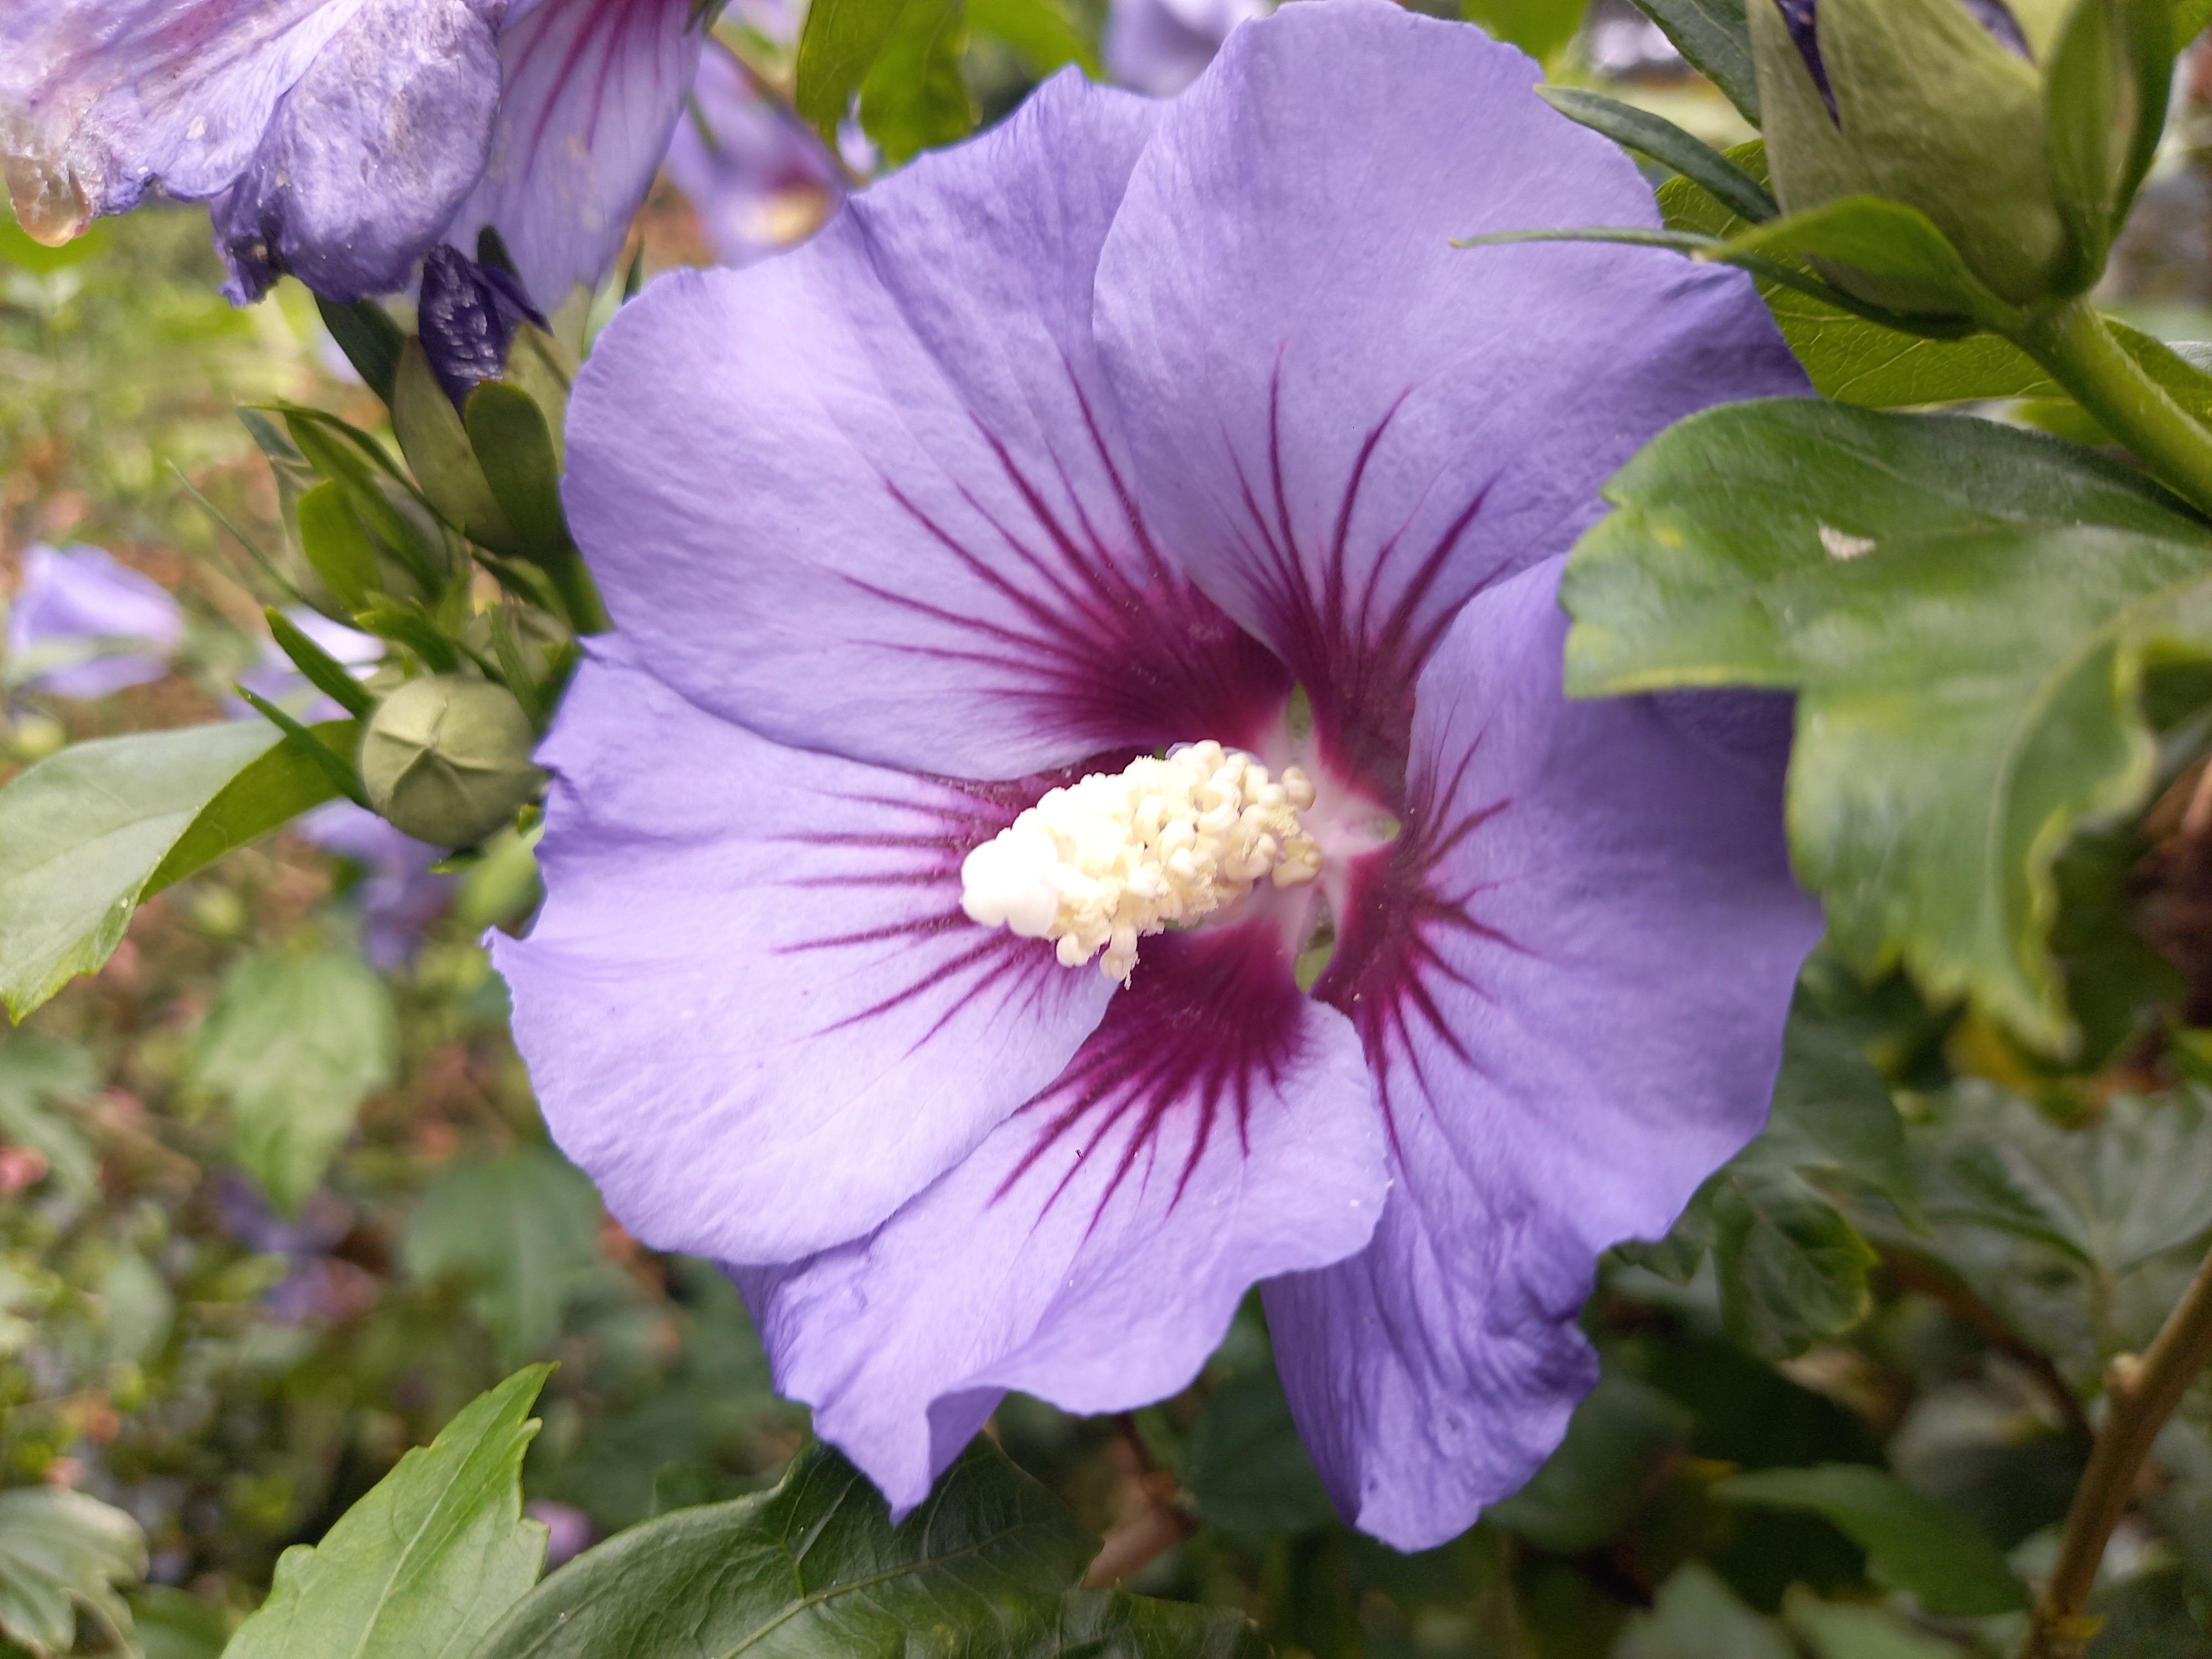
<box><xmin>1880</xmin><ymin>1249</ymin><xmax>2092</xmax><ymax>1444</ymax></box>
<box><xmin>2023</xmin><ymin>1241</ymin><xmax>2212</xmax><ymax>1659</ymax></box>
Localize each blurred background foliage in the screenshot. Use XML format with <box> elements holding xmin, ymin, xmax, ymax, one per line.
<box><xmin>13</xmin><ymin>2</ymin><xmax>2212</xmax><ymax>1657</ymax></box>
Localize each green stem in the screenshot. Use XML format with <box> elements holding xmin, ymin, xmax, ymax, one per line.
<box><xmin>2010</xmin><ymin>299</ymin><xmax>2212</xmax><ymax>517</ymax></box>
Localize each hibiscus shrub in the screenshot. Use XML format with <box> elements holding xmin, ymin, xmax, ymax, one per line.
<box><xmin>9</xmin><ymin>0</ymin><xmax>2212</xmax><ymax>1655</ymax></box>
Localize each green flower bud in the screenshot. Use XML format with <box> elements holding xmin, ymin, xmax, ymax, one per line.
<box><xmin>1750</xmin><ymin>0</ymin><xmax>2148</xmax><ymax>312</ymax></box>
<box><xmin>360</xmin><ymin>675</ymin><xmax>545</xmax><ymax>848</ymax></box>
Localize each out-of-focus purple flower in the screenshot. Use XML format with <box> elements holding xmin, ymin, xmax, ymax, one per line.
<box><xmin>525</xmin><ymin>1500</ymin><xmax>593</xmax><ymax>1569</ymax></box>
<box><xmin>1</xmin><ymin>0</ymin><xmax>704</xmax><ymax>306</ymax></box>
<box><xmin>1105</xmin><ymin>0</ymin><xmax>1267</xmax><ymax>95</ymax></box>
<box><xmin>661</xmin><ymin>44</ymin><xmax>842</xmax><ymax>269</ymax></box>
<box><xmin>300</xmin><ymin>801</ymin><xmax>455</xmax><ymax>968</ymax></box>
<box><xmin>6</xmin><ymin>543</ymin><xmax>184</xmax><ymax>698</ymax></box>
<box><xmin>499</xmin><ymin>2</ymin><xmax>1822</xmax><ymax>1550</ymax></box>
<box><xmin>216</xmin><ymin>1172</ymin><xmax>379</xmax><ymax>1323</ymax></box>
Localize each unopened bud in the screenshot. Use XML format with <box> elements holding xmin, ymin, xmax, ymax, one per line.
<box><xmin>359</xmin><ymin>675</ymin><xmax>545</xmax><ymax>847</ymax></box>
<box><xmin>1751</xmin><ymin>0</ymin><xmax>2114</xmax><ymax>311</ymax></box>
<box><xmin>418</xmin><ymin>246</ymin><xmax>547</xmax><ymax>409</ymax></box>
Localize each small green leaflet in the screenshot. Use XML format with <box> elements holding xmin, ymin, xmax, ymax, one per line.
<box><xmin>1565</xmin><ymin>397</ymin><xmax>2212</xmax><ymax>1052</ymax></box>
<box><xmin>1627</xmin><ymin>0</ymin><xmax>1759</xmax><ymax>123</ymax></box>
<box><xmin>222</xmin><ymin>1366</ymin><xmax>552</xmax><ymax>1659</ymax></box>
<box><xmin>187</xmin><ymin>949</ymin><xmax>398</xmax><ymax>1215</ymax></box>
<box><xmin>0</xmin><ymin>721</ymin><xmax>281</xmax><ymax>1020</ymax></box>
<box><xmin>0</xmin><ymin>1488</ymin><xmax>147</xmax><ymax>1658</ymax></box>
<box><xmin>1718</xmin><ymin>1465</ymin><xmax>2027</xmax><ymax>1615</ymax></box>
<box><xmin>400</xmin><ymin>1146</ymin><xmax>604</xmax><ymax>1364</ymax></box>
<box><xmin>472</xmin><ymin>1434</ymin><xmax>1267</xmax><ymax>1658</ymax></box>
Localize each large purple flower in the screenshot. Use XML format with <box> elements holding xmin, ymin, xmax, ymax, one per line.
<box><xmin>7</xmin><ymin>543</ymin><xmax>184</xmax><ymax>699</ymax></box>
<box><xmin>498</xmin><ymin>1</ymin><xmax>1822</xmax><ymax>1548</ymax></box>
<box><xmin>0</xmin><ymin>0</ymin><xmax>703</xmax><ymax>305</ymax></box>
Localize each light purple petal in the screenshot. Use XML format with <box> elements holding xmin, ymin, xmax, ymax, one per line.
<box><xmin>210</xmin><ymin>0</ymin><xmax>503</xmax><ymax>301</ymax></box>
<box><xmin>659</xmin><ymin>41</ymin><xmax>841</xmax><ymax>269</ymax></box>
<box><xmin>445</xmin><ymin>0</ymin><xmax>703</xmax><ymax>307</ymax></box>
<box><xmin>562</xmin><ymin>70</ymin><xmax>1288</xmax><ymax>781</ymax></box>
<box><xmin>1103</xmin><ymin>0</ymin><xmax>1265</xmax><ymax>97</ymax></box>
<box><xmin>742</xmin><ymin>923</ymin><xmax>1383</xmax><ymax>1511</ymax></box>
<box><xmin>1093</xmin><ymin>0</ymin><xmax>1806</xmax><ymax>793</ymax></box>
<box><xmin>299</xmin><ymin>801</ymin><xmax>451</xmax><ymax>967</ymax></box>
<box><xmin>0</xmin><ymin>0</ymin><xmax>365</xmax><ymax>232</ymax></box>
<box><xmin>1266</xmin><ymin>559</ymin><xmax>1821</xmax><ymax>1551</ymax></box>
<box><xmin>7</xmin><ymin>542</ymin><xmax>183</xmax><ymax>698</ymax></box>
<box><xmin>494</xmin><ymin>645</ymin><xmax>1116</xmax><ymax>1264</ymax></box>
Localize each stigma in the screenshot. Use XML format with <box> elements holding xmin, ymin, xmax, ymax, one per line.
<box><xmin>960</xmin><ymin>742</ymin><xmax>1322</xmax><ymax>982</ymax></box>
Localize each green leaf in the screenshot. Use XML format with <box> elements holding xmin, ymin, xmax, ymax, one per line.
<box><xmin>0</xmin><ymin>721</ymin><xmax>281</xmax><ymax>1019</ymax></box>
<box><xmin>389</xmin><ymin>342</ymin><xmax>519</xmax><ymax>555</ymax></box>
<box><xmin>2183</xmin><ymin>0</ymin><xmax>2212</xmax><ymax>42</ymax></box>
<box><xmin>858</xmin><ymin>0</ymin><xmax>974</xmax><ymax>165</ymax></box>
<box><xmin>1029</xmin><ymin>1590</ymin><xmax>1269</xmax><ymax>1658</ymax></box>
<box><xmin>0</xmin><ymin>1036</ymin><xmax>98</xmax><ymax>1203</ymax></box>
<box><xmin>1781</xmin><ymin>1589</ymin><xmax>1968</xmax><ymax>1659</ymax></box>
<box><xmin>1463</xmin><ymin>0</ymin><xmax>1587</xmax><ymax>59</ymax></box>
<box><xmin>471</xmin><ymin>1434</ymin><xmax>1101</xmax><ymax>1659</ymax></box>
<box><xmin>796</xmin><ymin>0</ymin><xmax>913</xmax><ymax>139</ymax></box>
<box><xmin>1484</xmin><ymin>1372</ymin><xmax>1691</xmax><ymax>1552</ymax></box>
<box><xmin>1657</xmin><ymin>147</ymin><xmax>2060</xmax><ymax>405</ymax></box>
<box><xmin>294</xmin><ymin>480</ymin><xmax>379</xmax><ymax>613</ymax></box>
<box><xmin>1564</xmin><ymin>397</ymin><xmax>2212</xmax><ymax>1050</ymax></box>
<box><xmin>462</xmin><ymin>383</ymin><xmax>569</xmax><ymax>565</ymax></box>
<box><xmin>966</xmin><ymin>0</ymin><xmax>1099</xmax><ymax>76</ymax></box>
<box><xmin>314</xmin><ymin>295</ymin><xmax>403</xmax><ymax>404</ymax></box>
<box><xmin>1754</xmin><ymin>996</ymin><xmax>1919</xmax><ymax>1222</ymax></box>
<box><xmin>1616</xmin><ymin>1563</ymin><xmax>1792</xmax><ymax>1659</ymax></box>
<box><xmin>0</xmin><ymin>1488</ymin><xmax>146</xmax><ymax>1658</ymax></box>
<box><xmin>1183</xmin><ymin>1363</ymin><xmax>1337</xmax><ymax>1535</ymax></box>
<box><xmin>229</xmin><ymin>686</ymin><xmax>369</xmax><ymax>807</ymax></box>
<box><xmin>1709</xmin><ymin>1172</ymin><xmax>1879</xmax><ymax>1359</ymax></box>
<box><xmin>1539</xmin><ymin>87</ymin><xmax>1775</xmax><ymax>222</ymax></box>
<box><xmin>222</xmin><ymin>1366</ymin><xmax>551</xmax><ymax>1659</ymax></box>
<box><xmin>1717</xmin><ymin>1465</ymin><xmax>2027</xmax><ymax>1615</ymax></box>
<box><xmin>1626</xmin><ymin>0</ymin><xmax>1759</xmax><ymax>123</ymax></box>
<box><xmin>187</xmin><ymin>948</ymin><xmax>397</xmax><ymax>1214</ymax></box>
<box><xmin>399</xmin><ymin>1146</ymin><xmax>603</xmax><ymax>1365</ymax></box>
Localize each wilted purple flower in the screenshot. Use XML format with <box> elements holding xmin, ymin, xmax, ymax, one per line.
<box><xmin>499</xmin><ymin>2</ymin><xmax>1820</xmax><ymax>1549</ymax></box>
<box><xmin>1</xmin><ymin>0</ymin><xmax>703</xmax><ymax>306</ymax></box>
<box><xmin>661</xmin><ymin>43</ymin><xmax>843</xmax><ymax>269</ymax></box>
<box><xmin>6</xmin><ymin>543</ymin><xmax>184</xmax><ymax>698</ymax></box>
<box><xmin>1105</xmin><ymin>0</ymin><xmax>1267</xmax><ymax>95</ymax></box>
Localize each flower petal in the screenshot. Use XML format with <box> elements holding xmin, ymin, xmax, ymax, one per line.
<box><xmin>445</xmin><ymin>0</ymin><xmax>703</xmax><ymax>309</ymax></box>
<box><xmin>1093</xmin><ymin>0</ymin><xmax>1806</xmax><ymax>795</ymax></box>
<box><xmin>209</xmin><ymin>0</ymin><xmax>504</xmax><ymax>301</ymax></box>
<box><xmin>493</xmin><ymin>645</ymin><xmax>1115</xmax><ymax>1264</ymax></box>
<box><xmin>1102</xmin><ymin>0</ymin><xmax>1265</xmax><ymax>96</ymax></box>
<box><xmin>561</xmin><ymin>70</ymin><xmax>1287</xmax><ymax>781</ymax></box>
<box><xmin>1</xmin><ymin>0</ymin><xmax>369</xmax><ymax>235</ymax></box>
<box><xmin>739</xmin><ymin>923</ymin><xmax>1383</xmax><ymax>1511</ymax></box>
<box><xmin>1269</xmin><ymin>559</ymin><xmax>1821</xmax><ymax>1551</ymax></box>
<box><xmin>659</xmin><ymin>41</ymin><xmax>842</xmax><ymax>269</ymax></box>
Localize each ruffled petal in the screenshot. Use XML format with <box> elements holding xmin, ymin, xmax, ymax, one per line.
<box><xmin>445</xmin><ymin>0</ymin><xmax>703</xmax><ymax>308</ymax></box>
<box><xmin>1093</xmin><ymin>0</ymin><xmax>1806</xmax><ymax>795</ymax></box>
<box><xmin>659</xmin><ymin>41</ymin><xmax>841</xmax><ymax>269</ymax></box>
<box><xmin>1268</xmin><ymin>559</ymin><xmax>1821</xmax><ymax>1551</ymax></box>
<box><xmin>561</xmin><ymin>70</ymin><xmax>1288</xmax><ymax>781</ymax></box>
<box><xmin>1</xmin><ymin>0</ymin><xmax>367</xmax><ymax>236</ymax></box>
<box><xmin>740</xmin><ymin>923</ymin><xmax>1383</xmax><ymax>1511</ymax></box>
<box><xmin>7</xmin><ymin>543</ymin><xmax>184</xmax><ymax>698</ymax></box>
<box><xmin>493</xmin><ymin>645</ymin><xmax>1115</xmax><ymax>1264</ymax></box>
<box><xmin>210</xmin><ymin>0</ymin><xmax>503</xmax><ymax>301</ymax></box>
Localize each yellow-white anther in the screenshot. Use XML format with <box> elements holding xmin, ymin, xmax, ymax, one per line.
<box><xmin>960</xmin><ymin>741</ymin><xmax>1321</xmax><ymax>982</ymax></box>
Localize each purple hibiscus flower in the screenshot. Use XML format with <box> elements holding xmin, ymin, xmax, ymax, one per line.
<box><xmin>0</xmin><ymin>0</ymin><xmax>704</xmax><ymax>306</ymax></box>
<box><xmin>1105</xmin><ymin>0</ymin><xmax>1267</xmax><ymax>95</ymax></box>
<box><xmin>497</xmin><ymin>0</ymin><xmax>1823</xmax><ymax>1549</ymax></box>
<box><xmin>661</xmin><ymin>41</ymin><xmax>843</xmax><ymax>269</ymax></box>
<box><xmin>6</xmin><ymin>543</ymin><xmax>184</xmax><ymax>699</ymax></box>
